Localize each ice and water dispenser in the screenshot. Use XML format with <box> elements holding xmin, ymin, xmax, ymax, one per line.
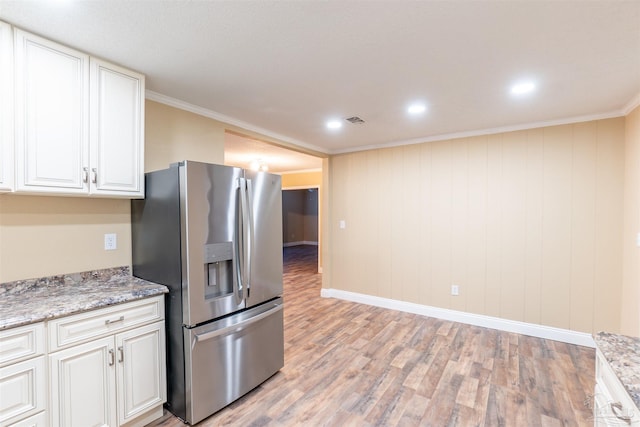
<box><xmin>204</xmin><ymin>242</ymin><xmax>234</xmax><ymax>299</ymax></box>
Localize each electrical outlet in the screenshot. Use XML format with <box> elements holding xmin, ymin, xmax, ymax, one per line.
<box><xmin>451</xmin><ymin>285</ymin><xmax>459</xmax><ymax>296</ymax></box>
<box><xmin>104</xmin><ymin>233</ymin><xmax>117</xmax><ymax>251</ymax></box>
<box><xmin>339</xmin><ymin>220</ymin><xmax>346</xmax><ymax>229</ymax></box>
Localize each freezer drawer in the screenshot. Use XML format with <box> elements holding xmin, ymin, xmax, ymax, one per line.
<box><xmin>184</xmin><ymin>298</ymin><xmax>284</xmax><ymax>424</ymax></box>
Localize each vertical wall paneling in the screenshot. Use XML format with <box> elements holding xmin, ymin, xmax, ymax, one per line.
<box><xmin>570</xmin><ymin>122</ymin><xmax>597</xmax><ymax>332</ymax></box>
<box><xmin>429</xmin><ymin>140</ymin><xmax>453</xmax><ymax>309</ymax></box>
<box><xmin>523</xmin><ymin>129</ymin><xmax>544</xmax><ymax>324</ymax></box>
<box><xmin>593</xmin><ymin>119</ymin><xmax>625</xmax><ymax>333</ymax></box>
<box><xmin>450</xmin><ymin>138</ymin><xmax>469</xmax><ymax>312</ymax></box>
<box><xmin>389</xmin><ymin>148</ymin><xmax>406</xmax><ymax>301</ymax></box>
<box><xmin>377</xmin><ymin>150</ymin><xmax>393</xmax><ymax>299</ymax></box>
<box><xmin>402</xmin><ymin>145</ymin><xmax>424</xmax><ymax>303</ymax></box>
<box><xmin>485</xmin><ymin>134</ymin><xmax>503</xmax><ymax>317</ymax></box>
<box><xmin>500</xmin><ymin>131</ymin><xmax>527</xmax><ymax>322</ymax></box>
<box><xmin>466</xmin><ymin>136</ymin><xmax>488</xmax><ymax>316</ymax></box>
<box><xmin>351</xmin><ymin>151</ymin><xmax>373</xmax><ymax>296</ymax></box>
<box><xmin>621</xmin><ymin>107</ymin><xmax>640</xmax><ymax>336</ymax></box>
<box><xmin>331</xmin><ymin>155</ymin><xmax>349</xmax><ymax>294</ymax></box>
<box><xmin>418</xmin><ymin>144</ymin><xmax>433</xmax><ymax>305</ymax></box>
<box><xmin>541</xmin><ymin>125</ymin><xmax>573</xmax><ymax>329</ymax></box>
<box><xmin>327</xmin><ymin>118</ymin><xmax>625</xmax><ymax>334</ymax></box>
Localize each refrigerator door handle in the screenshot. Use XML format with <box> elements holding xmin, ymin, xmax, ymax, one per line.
<box><xmin>234</xmin><ymin>178</ymin><xmax>245</xmax><ymax>304</ymax></box>
<box><xmin>244</xmin><ymin>178</ymin><xmax>253</xmax><ymax>298</ymax></box>
<box><xmin>193</xmin><ymin>303</ymin><xmax>283</xmax><ymax>344</ymax></box>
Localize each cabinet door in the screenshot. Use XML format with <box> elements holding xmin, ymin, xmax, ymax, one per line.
<box><xmin>14</xmin><ymin>29</ymin><xmax>89</xmax><ymax>194</ymax></box>
<box><xmin>49</xmin><ymin>336</ymin><xmax>116</xmax><ymax>427</ymax></box>
<box><xmin>89</xmin><ymin>58</ymin><xmax>144</xmax><ymax>198</ymax></box>
<box><xmin>0</xmin><ymin>21</ymin><xmax>13</xmax><ymax>192</ymax></box>
<box><xmin>115</xmin><ymin>322</ymin><xmax>166</xmax><ymax>425</ymax></box>
<box><xmin>0</xmin><ymin>356</ymin><xmax>46</xmax><ymax>426</ymax></box>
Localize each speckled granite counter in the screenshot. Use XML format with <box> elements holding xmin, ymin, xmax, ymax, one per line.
<box><xmin>595</xmin><ymin>331</ymin><xmax>640</xmax><ymax>410</ymax></box>
<box><xmin>0</xmin><ymin>267</ymin><xmax>168</xmax><ymax>330</ymax></box>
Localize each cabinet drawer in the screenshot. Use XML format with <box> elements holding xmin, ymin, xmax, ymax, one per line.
<box><xmin>0</xmin><ymin>356</ymin><xmax>46</xmax><ymax>426</ymax></box>
<box><xmin>6</xmin><ymin>410</ymin><xmax>47</xmax><ymax>427</ymax></box>
<box><xmin>0</xmin><ymin>323</ymin><xmax>45</xmax><ymax>368</ymax></box>
<box><xmin>48</xmin><ymin>296</ymin><xmax>164</xmax><ymax>352</ymax></box>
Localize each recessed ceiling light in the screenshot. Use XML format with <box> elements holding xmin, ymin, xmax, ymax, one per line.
<box><xmin>326</xmin><ymin>119</ymin><xmax>343</xmax><ymax>130</ymax></box>
<box><xmin>407</xmin><ymin>103</ymin><xmax>426</xmax><ymax>115</ymax></box>
<box><xmin>510</xmin><ymin>81</ymin><xmax>536</xmax><ymax>95</ymax></box>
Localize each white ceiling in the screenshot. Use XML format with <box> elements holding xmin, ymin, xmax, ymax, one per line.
<box><xmin>1</xmin><ymin>1</ymin><xmax>639</xmax><ymax>159</ymax></box>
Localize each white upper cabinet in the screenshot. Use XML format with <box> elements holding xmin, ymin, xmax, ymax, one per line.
<box><xmin>14</xmin><ymin>28</ymin><xmax>90</xmax><ymax>194</ymax></box>
<box><xmin>13</xmin><ymin>27</ymin><xmax>145</xmax><ymax>198</ymax></box>
<box><xmin>0</xmin><ymin>21</ymin><xmax>14</xmax><ymax>191</ymax></box>
<box><xmin>90</xmin><ymin>58</ymin><xmax>144</xmax><ymax>197</ymax></box>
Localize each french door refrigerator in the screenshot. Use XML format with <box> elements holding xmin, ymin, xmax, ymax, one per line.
<box><xmin>131</xmin><ymin>161</ymin><xmax>284</xmax><ymax>425</ymax></box>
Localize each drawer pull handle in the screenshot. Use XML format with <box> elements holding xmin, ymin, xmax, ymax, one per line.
<box><xmin>105</xmin><ymin>316</ymin><xmax>124</xmax><ymax>325</ymax></box>
<box><xmin>118</xmin><ymin>346</ymin><xmax>124</xmax><ymax>363</ymax></box>
<box><xmin>611</xmin><ymin>402</ymin><xmax>632</xmax><ymax>424</ymax></box>
<box><xmin>108</xmin><ymin>349</ymin><xmax>115</xmax><ymax>366</ymax></box>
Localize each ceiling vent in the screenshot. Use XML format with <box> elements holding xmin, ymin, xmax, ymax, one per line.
<box><xmin>345</xmin><ymin>116</ymin><xmax>365</xmax><ymax>124</ymax></box>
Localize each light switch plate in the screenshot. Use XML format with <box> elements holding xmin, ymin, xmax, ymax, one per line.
<box><xmin>104</xmin><ymin>233</ymin><xmax>117</xmax><ymax>251</ymax></box>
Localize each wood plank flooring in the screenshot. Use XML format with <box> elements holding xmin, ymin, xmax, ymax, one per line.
<box><xmin>147</xmin><ymin>245</ymin><xmax>595</xmax><ymax>426</ymax></box>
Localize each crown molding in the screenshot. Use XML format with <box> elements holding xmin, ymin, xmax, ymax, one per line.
<box><xmin>145</xmin><ymin>90</ymin><xmax>329</xmax><ymax>155</ymax></box>
<box><xmin>147</xmin><ymin>90</ymin><xmax>638</xmax><ymax>158</ymax></box>
<box><xmin>331</xmin><ymin>109</ymin><xmax>627</xmax><ymax>155</ymax></box>
<box><xmin>622</xmin><ymin>92</ymin><xmax>640</xmax><ymax>115</ymax></box>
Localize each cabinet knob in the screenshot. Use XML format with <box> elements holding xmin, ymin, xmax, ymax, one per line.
<box><xmin>118</xmin><ymin>346</ymin><xmax>124</xmax><ymax>363</ymax></box>
<box><xmin>82</xmin><ymin>167</ymin><xmax>89</xmax><ymax>183</ymax></box>
<box><xmin>91</xmin><ymin>168</ymin><xmax>97</xmax><ymax>184</ymax></box>
<box><xmin>108</xmin><ymin>348</ymin><xmax>115</xmax><ymax>366</ymax></box>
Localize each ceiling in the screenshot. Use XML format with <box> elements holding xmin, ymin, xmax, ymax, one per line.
<box><xmin>224</xmin><ymin>132</ymin><xmax>322</xmax><ymax>174</ymax></box>
<box><xmin>1</xmin><ymin>1</ymin><xmax>639</xmax><ymax>160</ymax></box>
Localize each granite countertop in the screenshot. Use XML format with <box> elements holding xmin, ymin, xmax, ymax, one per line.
<box><xmin>0</xmin><ymin>266</ymin><xmax>168</xmax><ymax>330</ymax></box>
<box><xmin>595</xmin><ymin>331</ymin><xmax>640</xmax><ymax>410</ymax></box>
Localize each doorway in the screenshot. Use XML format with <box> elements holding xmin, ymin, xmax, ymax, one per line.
<box><xmin>282</xmin><ymin>188</ymin><xmax>319</xmax><ymax>274</ymax></box>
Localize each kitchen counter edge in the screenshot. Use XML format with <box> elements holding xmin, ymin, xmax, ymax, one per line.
<box><xmin>0</xmin><ymin>266</ymin><xmax>168</xmax><ymax>330</ymax></box>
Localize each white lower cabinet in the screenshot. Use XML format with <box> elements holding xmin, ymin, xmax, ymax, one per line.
<box><xmin>594</xmin><ymin>349</ymin><xmax>639</xmax><ymax>426</ymax></box>
<box><xmin>0</xmin><ymin>323</ymin><xmax>46</xmax><ymax>427</ymax></box>
<box><xmin>49</xmin><ymin>336</ymin><xmax>116</xmax><ymax>427</ymax></box>
<box><xmin>48</xmin><ymin>297</ymin><xmax>166</xmax><ymax>427</ymax></box>
<box><xmin>1</xmin><ymin>297</ymin><xmax>165</xmax><ymax>427</ymax></box>
<box><xmin>49</xmin><ymin>322</ymin><xmax>165</xmax><ymax>427</ymax></box>
<box><xmin>115</xmin><ymin>323</ymin><xmax>165</xmax><ymax>425</ymax></box>
<box><xmin>0</xmin><ymin>356</ymin><xmax>46</xmax><ymax>427</ymax></box>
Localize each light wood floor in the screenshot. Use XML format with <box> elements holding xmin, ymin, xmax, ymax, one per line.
<box><xmin>148</xmin><ymin>245</ymin><xmax>595</xmax><ymax>426</ymax></box>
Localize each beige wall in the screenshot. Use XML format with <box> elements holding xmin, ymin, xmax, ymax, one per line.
<box><xmin>0</xmin><ymin>100</ymin><xmax>227</xmax><ymax>283</ymax></box>
<box><xmin>145</xmin><ymin>100</ymin><xmax>225</xmax><ymax>172</ymax></box>
<box><xmin>621</xmin><ymin>105</ymin><xmax>640</xmax><ymax>335</ymax></box>
<box><xmin>0</xmin><ymin>196</ymin><xmax>131</xmax><ymax>282</ymax></box>
<box><xmin>281</xmin><ymin>170</ymin><xmax>322</xmax><ymax>189</ymax></box>
<box><xmin>325</xmin><ymin>118</ymin><xmax>626</xmax><ymax>334</ymax></box>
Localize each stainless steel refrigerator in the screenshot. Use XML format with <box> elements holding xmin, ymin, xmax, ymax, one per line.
<box><xmin>131</xmin><ymin>161</ymin><xmax>284</xmax><ymax>425</ymax></box>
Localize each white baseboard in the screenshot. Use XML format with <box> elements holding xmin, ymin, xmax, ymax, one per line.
<box><xmin>283</xmin><ymin>241</ymin><xmax>319</xmax><ymax>247</ymax></box>
<box><xmin>320</xmin><ymin>288</ymin><xmax>595</xmax><ymax>348</ymax></box>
